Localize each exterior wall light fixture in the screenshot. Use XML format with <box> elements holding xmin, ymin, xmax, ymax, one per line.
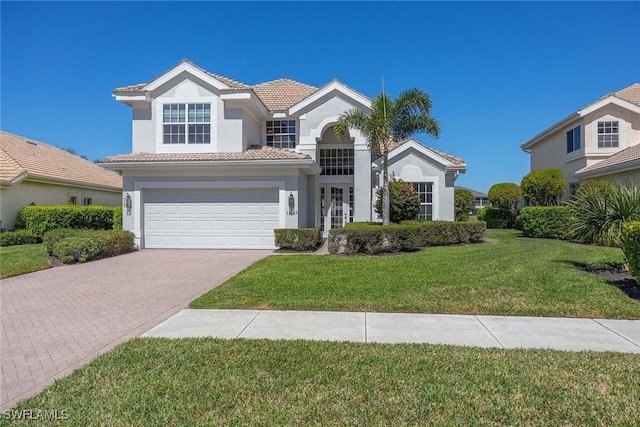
<box><xmin>125</xmin><ymin>193</ymin><xmax>132</xmax><ymax>215</ymax></box>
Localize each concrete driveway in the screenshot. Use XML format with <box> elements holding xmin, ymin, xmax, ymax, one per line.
<box><xmin>0</xmin><ymin>249</ymin><xmax>271</xmax><ymax>410</ymax></box>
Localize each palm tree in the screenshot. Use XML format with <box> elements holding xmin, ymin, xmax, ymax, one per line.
<box><xmin>334</xmin><ymin>88</ymin><xmax>440</xmax><ymax>225</ymax></box>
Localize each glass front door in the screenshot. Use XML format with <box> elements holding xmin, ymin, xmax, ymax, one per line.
<box><xmin>320</xmin><ymin>185</ymin><xmax>353</xmax><ymax>236</ymax></box>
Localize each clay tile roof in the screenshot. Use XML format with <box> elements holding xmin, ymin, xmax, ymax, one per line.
<box><xmin>371</xmin><ymin>139</ymin><xmax>465</xmax><ymax>167</ymax></box>
<box><xmin>0</xmin><ymin>131</ymin><xmax>122</xmax><ymax>189</ymax></box>
<box><xmin>577</xmin><ymin>144</ymin><xmax>640</xmax><ymax>175</ymax></box>
<box><xmin>101</xmin><ymin>145</ymin><xmax>311</xmax><ymax>163</ymax></box>
<box><xmin>251</xmin><ymin>79</ymin><xmax>318</xmax><ymax>111</ymax></box>
<box><xmin>613</xmin><ymin>83</ymin><xmax>640</xmax><ymax>107</ymax></box>
<box><xmin>113</xmin><ymin>59</ymin><xmax>250</xmax><ymax>93</ymax></box>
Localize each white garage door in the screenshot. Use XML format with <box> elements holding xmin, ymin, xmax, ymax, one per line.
<box><xmin>144</xmin><ymin>188</ymin><xmax>279</xmax><ymax>249</ymax></box>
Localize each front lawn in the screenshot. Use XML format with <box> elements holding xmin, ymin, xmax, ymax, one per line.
<box><xmin>0</xmin><ymin>244</ymin><xmax>51</xmax><ymax>279</ymax></box>
<box><xmin>5</xmin><ymin>339</ymin><xmax>638</xmax><ymax>425</ymax></box>
<box><xmin>191</xmin><ymin>229</ymin><xmax>640</xmax><ymax>319</ymax></box>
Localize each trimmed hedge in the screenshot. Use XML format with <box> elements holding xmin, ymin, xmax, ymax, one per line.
<box><xmin>516</xmin><ymin>206</ymin><xmax>574</xmax><ymax>240</ymax></box>
<box><xmin>16</xmin><ymin>205</ymin><xmax>118</xmax><ymax>237</ymax></box>
<box><xmin>112</xmin><ymin>206</ymin><xmax>123</xmax><ymax>230</ymax></box>
<box><xmin>0</xmin><ymin>229</ymin><xmax>41</xmax><ymax>247</ymax></box>
<box><xmin>43</xmin><ymin>228</ymin><xmax>136</xmax><ymax>264</ymax></box>
<box><xmin>478</xmin><ymin>207</ymin><xmax>510</xmax><ymax>229</ymax></box>
<box><xmin>329</xmin><ymin>221</ymin><xmax>485</xmax><ymax>254</ymax></box>
<box><xmin>402</xmin><ymin>220</ymin><xmax>486</xmax><ymax>246</ymax></box>
<box><xmin>274</xmin><ymin>228</ymin><xmax>322</xmax><ymax>251</ymax></box>
<box><xmin>621</xmin><ymin>222</ymin><xmax>640</xmax><ymax>280</ymax></box>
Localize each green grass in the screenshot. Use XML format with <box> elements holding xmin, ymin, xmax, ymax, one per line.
<box><xmin>4</xmin><ymin>339</ymin><xmax>638</xmax><ymax>426</ymax></box>
<box><xmin>191</xmin><ymin>229</ymin><xmax>640</xmax><ymax>319</ymax></box>
<box><xmin>0</xmin><ymin>244</ymin><xmax>51</xmax><ymax>278</ymax></box>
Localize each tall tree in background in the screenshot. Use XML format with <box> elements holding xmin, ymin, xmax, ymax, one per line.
<box><xmin>334</xmin><ymin>89</ymin><xmax>440</xmax><ymax>225</ymax></box>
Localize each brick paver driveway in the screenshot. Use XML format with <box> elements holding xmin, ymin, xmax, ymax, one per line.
<box><xmin>0</xmin><ymin>249</ymin><xmax>270</xmax><ymax>409</ymax></box>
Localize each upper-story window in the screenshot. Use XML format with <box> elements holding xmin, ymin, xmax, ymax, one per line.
<box><xmin>163</xmin><ymin>103</ymin><xmax>211</xmax><ymax>144</ymax></box>
<box><xmin>597</xmin><ymin>121</ymin><xmax>619</xmax><ymax>148</ymax></box>
<box><xmin>319</xmin><ymin>148</ymin><xmax>354</xmax><ymax>175</ymax></box>
<box><xmin>266</xmin><ymin>120</ymin><xmax>296</xmax><ymax>149</ymax></box>
<box><xmin>566</xmin><ymin>125</ymin><xmax>581</xmax><ymax>153</ymax></box>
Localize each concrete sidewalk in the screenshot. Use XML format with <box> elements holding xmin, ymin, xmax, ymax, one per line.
<box><xmin>142</xmin><ymin>309</ymin><xmax>640</xmax><ymax>353</ymax></box>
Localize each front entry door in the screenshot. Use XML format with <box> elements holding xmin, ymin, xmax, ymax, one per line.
<box><xmin>321</xmin><ymin>185</ymin><xmax>353</xmax><ymax>236</ymax></box>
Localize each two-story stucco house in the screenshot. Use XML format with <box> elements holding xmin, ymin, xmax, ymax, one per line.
<box><xmin>521</xmin><ymin>83</ymin><xmax>640</xmax><ymax>198</ymax></box>
<box><xmin>101</xmin><ymin>60</ymin><xmax>466</xmax><ymax>249</ymax></box>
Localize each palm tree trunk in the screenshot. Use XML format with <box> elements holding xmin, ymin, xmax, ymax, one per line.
<box><xmin>382</xmin><ymin>151</ymin><xmax>390</xmax><ymax>225</ymax></box>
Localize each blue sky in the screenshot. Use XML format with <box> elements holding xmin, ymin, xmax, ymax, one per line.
<box><xmin>2</xmin><ymin>1</ymin><xmax>639</xmax><ymax>193</ymax></box>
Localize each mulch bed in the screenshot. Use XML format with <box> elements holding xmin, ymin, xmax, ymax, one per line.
<box><xmin>581</xmin><ymin>266</ymin><xmax>640</xmax><ymax>302</ymax></box>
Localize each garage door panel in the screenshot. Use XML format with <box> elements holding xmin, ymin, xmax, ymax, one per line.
<box><xmin>144</xmin><ymin>188</ymin><xmax>279</xmax><ymax>249</ymax></box>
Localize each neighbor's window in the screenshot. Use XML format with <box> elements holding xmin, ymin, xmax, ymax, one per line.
<box><xmin>411</xmin><ymin>182</ymin><xmax>434</xmax><ymax>220</ymax></box>
<box><xmin>566</xmin><ymin>125</ymin><xmax>581</xmax><ymax>153</ymax></box>
<box><xmin>319</xmin><ymin>148</ymin><xmax>354</xmax><ymax>175</ymax></box>
<box><xmin>163</xmin><ymin>103</ymin><xmax>211</xmax><ymax>144</ymax></box>
<box><xmin>83</xmin><ymin>197</ymin><xmax>92</xmax><ymax>206</ymax></box>
<box><xmin>266</xmin><ymin>120</ymin><xmax>296</xmax><ymax>149</ymax></box>
<box><xmin>597</xmin><ymin>121</ymin><xmax>619</xmax><ymax>148</ymax></box>
<box><xmin>68</xmin><ymin>196</ymin><xmax>77</xmax><ymax>205</ymax></box>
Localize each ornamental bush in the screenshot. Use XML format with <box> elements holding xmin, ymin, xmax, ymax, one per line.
<box><xmin>516</xmin><ymin>206</ymin><xmax>573</xmax><ymax>239</ymax></box>
<box><xmin>274</xmin><ymin>228</ymin><xmax>322</xmax><ymax>251</ymax></box>
<box><xmin>16</xmin><ymin>205</ymin><xmax>117</xmax><ymax>237</ymax></box>
<box><xmin>454</xmin><ymin>189</ymin><xmax>475</xmax><ymax>221</ymax></box>
<box><xmin>621</xmin><ymin>221</ymin><xmax>640</xmax><ymax>280</ymax></box>
<box><xmin>568</xmin><ymin>184</ymin><xmax>640</xmax><ymax>246</ymax></box>
<box><xmin>328</xmin><ymin>221</ymin><xmax>485</xmax><ymax>254</ymax></box>
<box><xmin>521</xmin><ymin>168</ymin><xmax>566</xmax><ymax>206</ymax></box>
<box><xmin>112</xmin><ymin>206</ymin><xmax>123</xmax><ymax>230</ymax></box>
<box><xmin>480</xmin><ymin>207</ymin><xmax>509</xmax><ymax>229</ymax></box>
<box><xmin>487</xmin><ymin>183</ymin><xmax>522</xmax><ymax>228</ymax></box>
<box><xmin>43</xmin><ymin>229</ymin><xmax>136</xmax><ymax>263</ymax></box>
<box><xmin>374</xmin><ymin>178</ymin><xmax>421</xmax><ymax>223</ymax></box>
<box><xmin>0</xmin><ymin>229</ymin><xmax>41</xmax><ymax>247</ymax></box>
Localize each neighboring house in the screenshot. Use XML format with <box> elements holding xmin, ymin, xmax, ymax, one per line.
<box><xmin>455</xmin><ymin>186</ymin><xmax>490</xmax><ymax>215</ymax></box>
<box><xmin>101</xmin><ymin>59</ymin><xmax>466</xmax><ymax>249</ymax></box>
<box><xmin>521</xmin><ymin>83</ymin><xmax>640</xmax><ymax>198</ymax></box>
<box><xmin>0</xmin><ymin>131</ymin><xmax>123</xmax><ymax>230</ymax></box>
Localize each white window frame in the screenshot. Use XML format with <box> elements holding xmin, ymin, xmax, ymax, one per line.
<box><xmin>319</xmin><ymin>148</ymin><xmax>355</xmax><ymax>176</ymax></box>
<box><xmin>411</xmin><ymin>182</ymin><xmax>434</xmax><ymax>220</ymax></box>
<box><xmin>597</xmin><ymin>120</ymin><xmax>619</xmax><ymax>148</ymax></box>
<box><xmin>162</xmin><ymin>103</ymin><xmax>211</xmax><ymax>145</ymax></box>
<box><xmin>265</xmin><ymin>119</ymin><xmax>297</xmax><ymax>149</ymax></box>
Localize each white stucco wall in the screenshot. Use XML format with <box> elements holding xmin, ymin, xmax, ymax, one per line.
<box><xmin>385</xmin><ymin>147</ymin><xmax>456</xmax><ymax>221</ymax></box>
<box><xmin>528</xmin><ymin>103</ymin><xmax>640</xmax><ymax>199</ymax></box>
<box><xmin>0</xmin><ymin>181</ymin><xmax>121</xmax><ymax>230</ymax></box>
<box><xmin>120</xmin><ymin>167</ymin><xmax>307</xmax><ymax>247</ymax></box>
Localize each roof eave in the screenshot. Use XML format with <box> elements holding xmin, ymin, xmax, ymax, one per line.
<box><xmin>100</xmin><ymin>158</ymin><xmax>321</xmax><ymax>174</ymax></box>
<box><xmin>20</xmin><ymin>174</ymin><xmax>122</xmax><ymax>192</ymax></box>
<box><xmin>575</xmin><ymin>159</ymin><xmax>640</xmax><ymax>179</ymax></box>
<box><xmin>520</xmin><ymin>112</ymin><xmax>580</xmax><ymax>151</ymax></box>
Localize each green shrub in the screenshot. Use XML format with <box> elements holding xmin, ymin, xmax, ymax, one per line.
<box><xmin>43</xmin><ymin>229</ymin><xmax>135</xmax><ymax>263</ymax></box>
<box><xmin>574</xmin><ymin>179</ymin><xmax>615</xmax><ymax>200</ymax></box>
<box><xmin>621</xmin><ymin>221</ymin><xmax>640</xmax><ymax>280</ymax></box>
<box><xmin>568</xmin><ymin>184</ymin><xmax>640</xmax><ymax>246</ymax></box>
<box><xmin>112</xmin><ymin>206</ymin><xmax>123</xmax><ymax>230</ymax></box>
<box><xmin>488</xmin><ymin>183</ymin><xmax>522</xmax><ymax>228</ymax></box>
<box><xmin>329</xmin><ymin>221</ymin><xmax>485</xmax><ymax>254</ymax></box>
<box><xmin>402</xmin><ymin>220</ymin><xmax>486</xmax><ymax>246</ymax></box>
<box><xmin>480</xmin><ymin>207</ymin><xmax>510</xmax><ymax>229</ymax></box>
<box><xmin>374</xmin><ymin>178</ymin><xmax>421</xmax><ymax>223</ymax></box>
<box><xmin>16</xmin><ymin>205</ymin><xmax>117</xmax><ymax>237</ymax></box>
<box><xmin>521</xmin><ymin>168</ymin><xmax>566</xmax><ymax>206</ymax></box>
<box><xmin>52</xmin><ymin>237</ymin><xmax>101</xmax><ymax>263</ymax></box>
<box><xmin>516</xmin><ymin>206</ymin><xmax>574</xmax><ymax>239</ymax></box>
<box><xmin>476</xmin><ymin>207</ymin><xmax>487</xmax><ymax>221</ymax></box>
<box><xmin>274</xmin><ymin>228</ymin><xmax>322</xmax><ymax>251</ymax></box>
<box><xmin>454</xmin><ymin>189</ymin><xmax>475</xmax><ymax>221</ymax></box>
<box><xmin>0</xmin><ymin>229</ymin><xmax>41</xmax><ymax>247</ymax></box>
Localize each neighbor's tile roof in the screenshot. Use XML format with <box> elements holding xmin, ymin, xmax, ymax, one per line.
<box><xmin>101</xmin><ymin>145</ymin><xmax>311</xmax><ymax>163</ymax></box>
<box><xmin>612</xmin><ymin>83</ymin><xmax>640</xmax><ymax>107</ymax></box>
<box><xmin>0</xmin><ymin>131</ymin><xmax>122</xmax><ymax>189</ymax></box>
<box><xmin>251</xmin><ymin>79</ymin><xmax>318</xmax><ymax>111</ymax></box>
<box><xmin>577</xmin><ymin>144</ymin><xmax>640</xmax><ymax>175</ymax></box>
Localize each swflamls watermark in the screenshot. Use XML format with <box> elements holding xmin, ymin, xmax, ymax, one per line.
<box><xmin>2</xmin><ymin>409</ymin><xmax>69</xmax><ymax>421</ymax></box>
